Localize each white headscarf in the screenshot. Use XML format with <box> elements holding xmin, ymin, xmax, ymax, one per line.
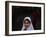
<box><xmin>21</xmin><ymin>17</ymin><xmax>34</xmax><ymax>31</ymax></box>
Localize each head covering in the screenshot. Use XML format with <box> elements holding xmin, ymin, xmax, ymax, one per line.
<box><xmin>21</xmin><ymin>17</ymin><xmax>34</xmax><ymax>31</ymax></box>
<box><xmin>24</xmin><ymin>17</ymin><xmax>31</xmax><ymax>23</ymax></box>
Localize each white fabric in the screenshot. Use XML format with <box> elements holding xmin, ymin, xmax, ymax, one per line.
<box><xmin>21</xmin><ymin>17</ymin><xmax>34</xmax><ymax>31</ymax></box>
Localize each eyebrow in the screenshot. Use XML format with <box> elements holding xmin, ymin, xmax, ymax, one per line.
<box><xmin>23</xmin><ymin>19</ymin><xmax>30</xmax><ymax>23</ymax></box>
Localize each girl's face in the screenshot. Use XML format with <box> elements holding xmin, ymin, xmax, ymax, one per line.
<box><xmin>23</xmin><ymin>19</ymin><xmax>31</xmax><ymax>28</ymax></box>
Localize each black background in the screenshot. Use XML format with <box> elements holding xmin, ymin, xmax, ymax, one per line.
<box><xmin>12</xmin><ymin>6</ymin><xmax>41</xmax><ymax>31</ymax></box>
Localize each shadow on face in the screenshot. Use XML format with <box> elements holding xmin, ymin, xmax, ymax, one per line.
<box><xmin>23</xmin><ymin>19</ymin><xmax>31</xmax><ymax>28</ymax></box>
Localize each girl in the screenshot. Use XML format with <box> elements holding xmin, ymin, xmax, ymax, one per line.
<box><xmin>22</xmin><ymin>17</ymin><xmax>34</xmax><ymax>31</ymax></box>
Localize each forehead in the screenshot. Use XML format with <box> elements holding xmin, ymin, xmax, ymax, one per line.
<box><xmin>24</xmin><ymin>19</ymin><xmax>30</xmax><ymax>21</ymax></box>
<box><xmin>24</xmin><ymin>19</ymin><xmax>30</xmax><ymax>23</ymax></box>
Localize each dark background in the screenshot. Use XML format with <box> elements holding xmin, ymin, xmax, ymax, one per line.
<box><xmin>12</xmin><ymin>6</ymin><xmax>41</xmax><ymax>31</ymax></box>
